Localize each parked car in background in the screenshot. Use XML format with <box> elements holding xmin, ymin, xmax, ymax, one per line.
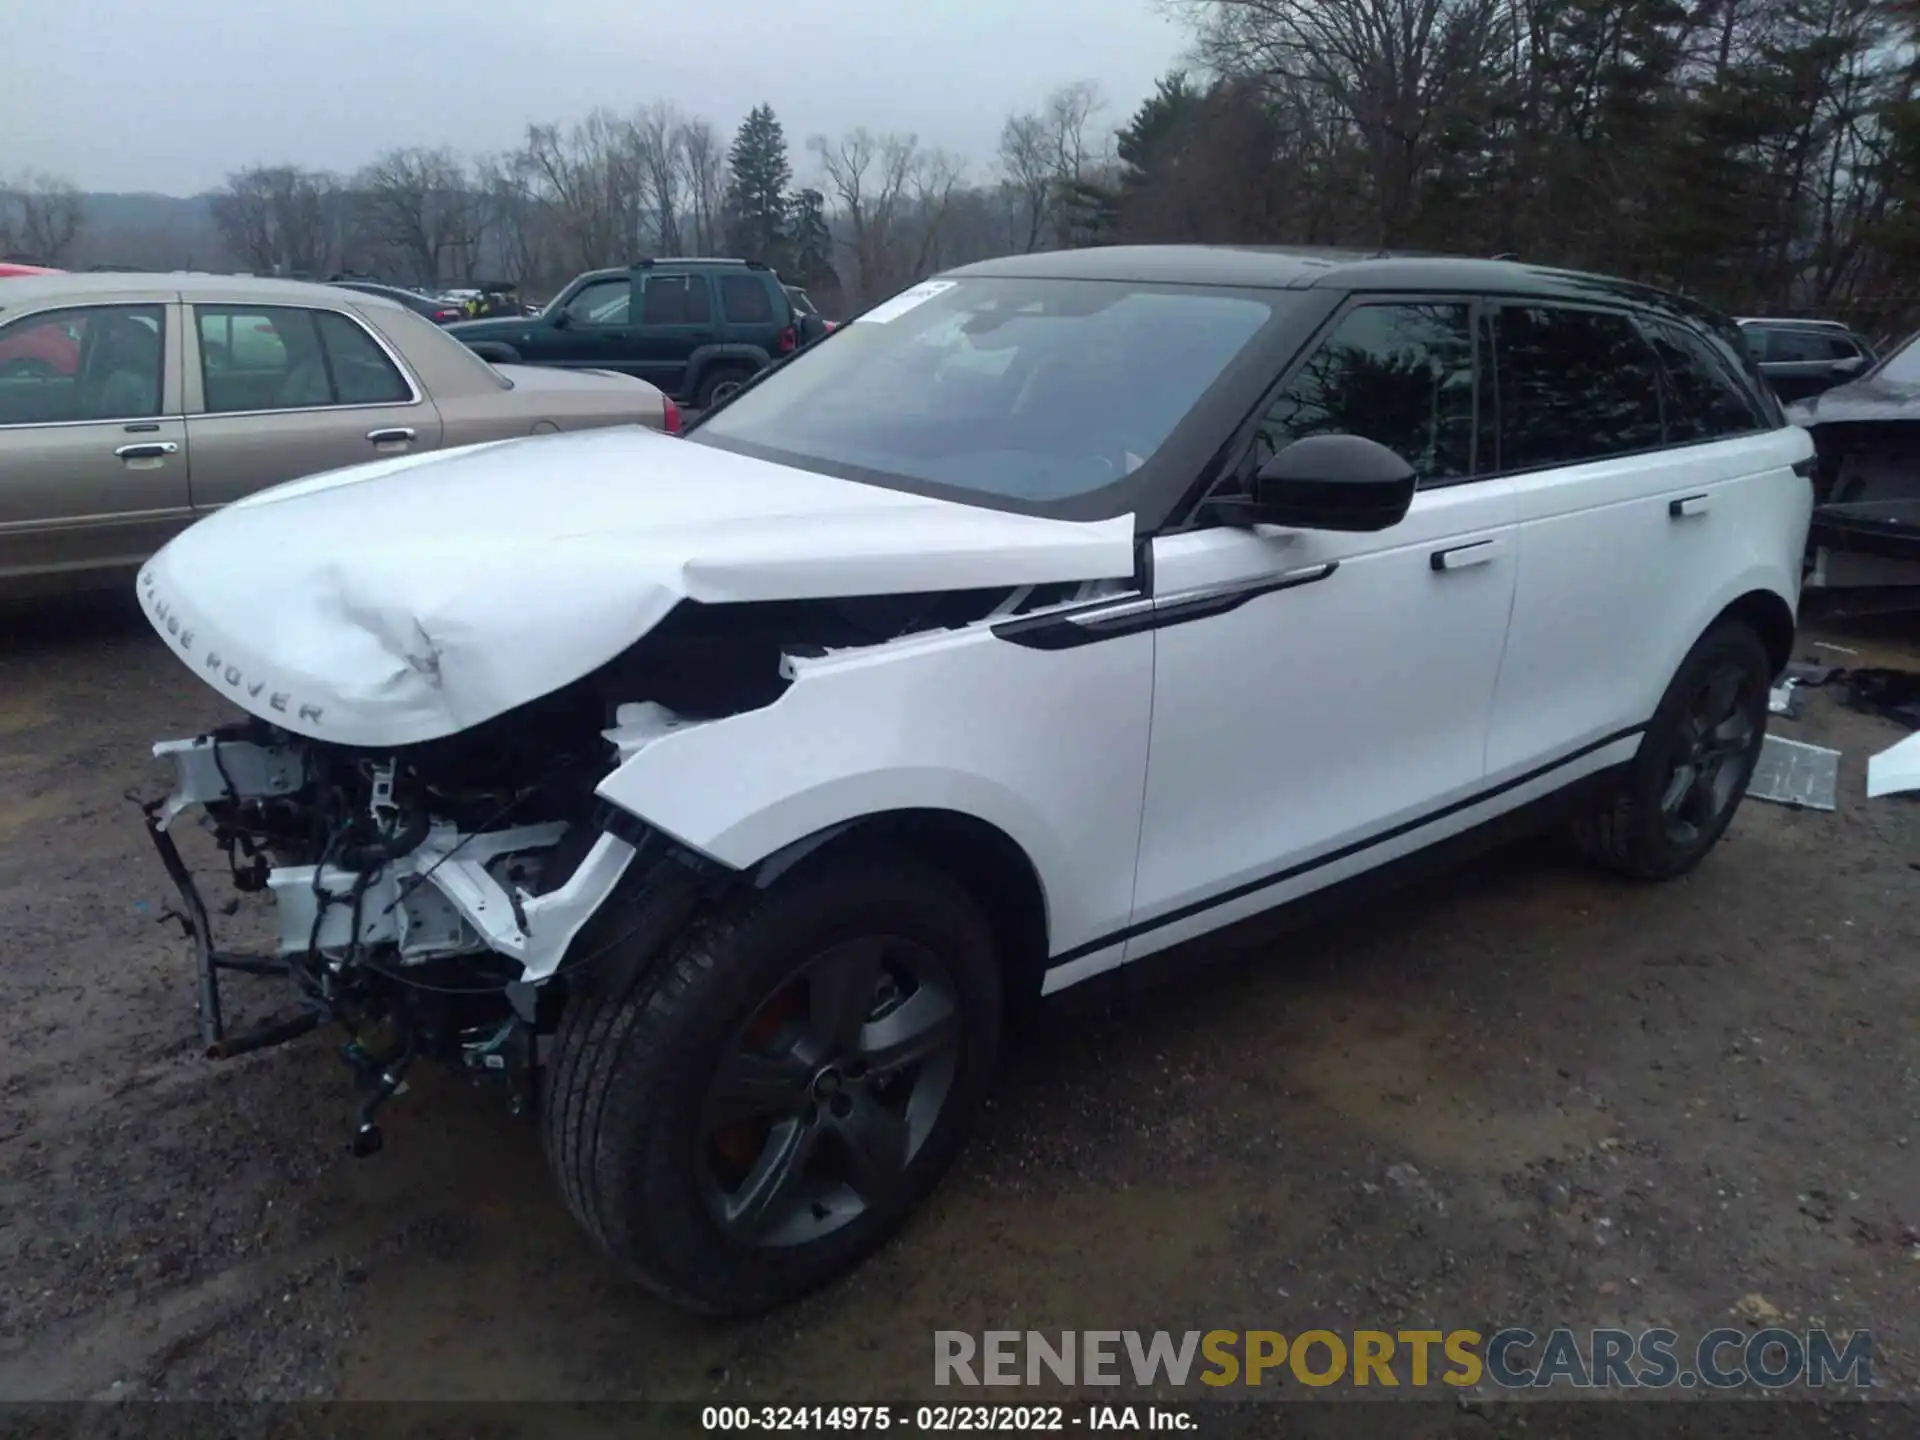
<box><xmin>1737</xmin><ymin>316</ymin><xmax>1878</xmax><ymax>404</ymax></box>
<box><xmin>448</xmin><ymin>258</ymin><xmax>801</xmax><ymax>407</ymax></box>
<box><xmin>326</xmin><ymin>278</ymin><xmax>467</xmax><ymax>325</ymax></box>
<box><xmin>1788</xmin><ymin>327</ymin><xmax>1920</xmax><ymax>589</ymax></box>
<box><xmin>784</xmin><ymin>284</ymin><xmax>838</xmax><ymax>345</ymax></box>
<box><xmin>0</xmin><ymin>262</ymin><xmax>63</xmax><ymax>279</ymax></box>
<box><xmin>138</xmin><ymin>247</ymin><xmax>1808</xmax><ymax>1315</ymax></box>
<box><xmin>0</xmin><ymin>271</ymin><xmax>678</xmax><ymax>598</ymax></box>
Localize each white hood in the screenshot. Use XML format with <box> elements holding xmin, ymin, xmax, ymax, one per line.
<box><xmin>137</xmin><ymin>426</ymin><xmax>1135</xmax><ymax>746</ymax></box>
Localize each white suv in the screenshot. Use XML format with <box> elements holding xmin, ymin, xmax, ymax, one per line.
<box><xmin>140</xmin><ymin>248</ymin><xmax>1813</xmax><ymax>1314</ymax></box>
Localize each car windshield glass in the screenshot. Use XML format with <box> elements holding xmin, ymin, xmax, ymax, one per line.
<box><xmin>1877</xmin><ymin>332</ymin><xmax>1920</xmax><ymax>385</ymax></box>
<box><xmin>688</xmin><ymin>278</ymin><xmax>1278</xmax><ymax>504</ymax></box>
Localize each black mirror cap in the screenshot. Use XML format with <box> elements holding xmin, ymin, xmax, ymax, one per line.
<box><xmin>1244</xmin><ymin>434</ymin><xmax>1418</xmax><ymax>532</ymax></box>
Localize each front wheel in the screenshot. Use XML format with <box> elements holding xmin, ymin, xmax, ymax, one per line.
<box><xmin>1570</xmin><ymin>619</ymin><xmax>1772</xmax><ymax>880</ymax></box>
<box><xmin>543</xmin><ymin>855</ymin><xmax>1002</xmax><ymax>1314</ymax></box>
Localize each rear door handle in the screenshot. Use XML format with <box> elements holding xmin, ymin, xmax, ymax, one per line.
<box><xmin>367</xmin><ymin>427</ymin><xmax>416</xmax><ymax>446</ymax></box>
<box><xmin>1669</xmin><ymin>494</ymin><xmax>1710</xmax><ymax>519</ymax></box>
<box><xmin>1430</xmin><ymin>538</ymin><xmax>1505</xmax><ymax>572</ymax></box>
<box><xmin>115</xmin><ymin>441</ymin><xmax>178</xmax><ymax>461</ymax></box>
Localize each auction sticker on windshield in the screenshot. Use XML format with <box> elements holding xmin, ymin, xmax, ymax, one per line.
<box><xmin>857</xmin><ymin>279</ymin><xmax>957</xmax><ymax>324</ymax></box>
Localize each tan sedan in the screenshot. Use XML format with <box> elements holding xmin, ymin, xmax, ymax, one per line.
<box><xmin>0</xmin><ymin>272</ymin><xmax>678</xmax><ymax>599</ymax></box>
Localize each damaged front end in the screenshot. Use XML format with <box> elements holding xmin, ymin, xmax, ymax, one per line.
<box><xmin>139</xmin><ymin>696</ymin><xmax>706</xmax><ymax>1155</ymax></box>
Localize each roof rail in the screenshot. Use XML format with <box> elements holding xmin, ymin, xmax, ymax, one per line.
<box><xmin>634</xmin><ymin>256</ymin><xmax>749</xmax><ymax>268</ymax></box>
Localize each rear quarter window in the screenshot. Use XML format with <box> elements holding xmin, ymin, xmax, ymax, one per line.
<box><xmin>719</xmin><ymin>274</ymin><xmax>775</xmax><ymax>324</ymax></box>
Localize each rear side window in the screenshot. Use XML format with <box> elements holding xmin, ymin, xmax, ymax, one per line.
<box><xmin>642</xmin><ymin>275</ymin><xmax>712</xmax><ymax>325</ymax></box>
<box><xmin>719</xmin><ymin>274</ymin><xmax>775</xmax><ymax>324</ymax></box>
<box><xmin>314</xmin><ymin>311</ymin><xmax>410</xmax><ymax>405</ymax></box>
<box><xmin>1494</xmin><ymin>305</ymin><xmax>1662</xmax><ymax>470</ymax></box>
<box><xmin>197</xmin><ymin>305</ymin><xmax>408</xmax><ymax>413</ymax></box>
<box><xmin>1257</xmin><ymin>302</ymin><xmax>1475</xmax><ymax>484</ymax></box>
<box><xmin>1644</xmin><ymin>320</ymin><xmax>1766</xmax><ymax>444</ymax></box>
<box><xmin>1763</xmin><ymin>327</ymin><xmax>1858</xmax><ymax>362</ymax></box>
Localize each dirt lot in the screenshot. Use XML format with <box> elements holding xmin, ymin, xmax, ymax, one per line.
<box><xmin>1</xmin><ymin>592</ymin><xmax>1917</xmax><ymax>1416</ymax></box>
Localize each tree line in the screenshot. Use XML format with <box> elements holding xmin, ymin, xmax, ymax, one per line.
<box><xmin>7</xmin><ymin>0</ymin><xmax>1919</xmax><ymax>332</ymax></box>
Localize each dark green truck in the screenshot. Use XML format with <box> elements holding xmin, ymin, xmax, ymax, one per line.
<box><xmin>447</xmin><ymin>258</ymin><xmax>826</xmax><ymax>408</ymax></box>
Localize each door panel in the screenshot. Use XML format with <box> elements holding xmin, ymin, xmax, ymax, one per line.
<box><xmin>632</xmin><ymin>273</ymin><xmax>718</xmax><ymax>395</ymax></box>
<box><xmin>183</xmin><ymin>303</ymin><xmax>444</xmax><ymax>509</ymax></box>
<box><xmin>0</xmin><ymin>300</ymin><xmax>192</xmax><ymax>593</ymax></box>
<box><xmin>1129</xmin><ymin>479</ymin><xmax>1518</xmax><ymax>962</ymax></box>
<box><xmin>1481</xmin><ymin>302</ymin><xmax>1797</xmax><ymax>779</ymax></box>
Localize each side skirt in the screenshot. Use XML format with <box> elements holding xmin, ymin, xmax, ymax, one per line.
<box><xmin>1043</xmin><ymin>761</ymin><xmax>1628</xmax><ymax>1012</ymax></box>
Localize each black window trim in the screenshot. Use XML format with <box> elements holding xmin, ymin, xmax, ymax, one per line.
<box><xmin>0</xmin><ymin>299</ymin><xmax>176</xmax><ymax>431</ymax></box>
<box><xmin>187</xmin><ymin>301</ymin><xmax>423</xmax><ymax>418</ymax></box>
<box><xmin>1169</xmin><ymin>289</ymin><xmax>1489</xmax><ymax>533</ymax></box>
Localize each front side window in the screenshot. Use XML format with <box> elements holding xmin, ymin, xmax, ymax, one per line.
<box><xmin>564</xmin><ymin>278</ymin><xmax>630</xmax><ymax>326</ymax></box>
<box><xmin>642</xmin><ymin>274</ymin><xmax>713</xmax><ymax>325</ymax></box>
<box><xmin>0</xmin><ymin>304</ymin><xmax>164</xmax><ymax>425</ymax></box>
<box><xmin>197</xmin><ymin>306</ymin><xmax>410</xmax><ymax>413</ymax></box>
<box><xmin>1495</xmin><ymin>305</ymin><xmax>1663</xmax><ymax>470</ymax></box>
<box><xmin>1254</xmin><ymin>302</ymin><xmax>1475</xmax><ymax>484</ymax></box>
<box><xmin>689</xmin><ymin>277</ymin><xmax>1283</xmax><ymax>510</ymax></box>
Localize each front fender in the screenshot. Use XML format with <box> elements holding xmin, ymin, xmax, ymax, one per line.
<box><xmin>593</xmin><ymin>618</ymin><xmax>1155</xmax><ymax>958</ymax></box>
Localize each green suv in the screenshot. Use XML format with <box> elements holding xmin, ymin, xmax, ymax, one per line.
<box><xmin>447</xmin><ymin>258</ymin><xmax>807</xmax><ymax>408</ymax></box>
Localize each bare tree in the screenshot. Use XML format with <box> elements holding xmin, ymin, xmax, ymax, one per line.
<box><xmin>680</xmin><ymin>118</ymin><xmax>725</xmax><ymax>253</ymax></box>
<box><xmin>809</xmin><ymin>128</ymin><xmax>921</xmax><ymax>302</ymax></box>
<box><xmin>996</xmin><ymin>113</ymin><xmax>1054</xmax><ymax>251</ymax></box>
<box><xmin>475</xmin><ymin>151</ymin><xmax>558</xmax><ymax>290</ymax></box>
<box><xmin>1</xmin><ymin>171</ymin><xmax>87</xmax><ymax>265</ymax></box>
<box><xmin>354</xmin><ymin>147</ymin><xmax>481</xmax><ymax>285</ymax></box>
<box><xmin>633</xmin><ymin>103</ymin><xmax>689</xmax><ymax>254</ymax></box>
<box><xmin>209</xmin><ymin>166</ymin><xmax>339</xmax><ymax>276</ymax></box>
<box><xmin>995</xmin><ymin>82</ymin><xmax>1109</xmax><ymax>251</ymax></box>
<box><xmin>522</xmin><ymin>109</ymin><xmax>648</xmax><ymax>270</ymax></box>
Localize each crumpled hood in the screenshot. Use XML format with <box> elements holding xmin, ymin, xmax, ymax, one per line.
<box><xmin>1789</xmin><ymin>376</ymin><xmax>1920</xmax><ymax>427</ymax></box>
<box><xmin>136</xmin><ymin>427</ymin><xmax>1135</xmax><ymax>747</ymax></box>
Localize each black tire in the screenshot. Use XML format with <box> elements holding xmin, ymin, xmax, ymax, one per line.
<box><xmin>695</xmin><ymin>364</ymin><xmax>754</xmax><ymax>410</ymax></box>
<box><xmin>1570</xmin><ymin>619</ymin><xmax>1772</xmax><ymax>880</ymax></box>
<box><xmin>542</xmin><ymin>855</ymin><xmax>1002</xmax><ymax>1315</ymax></box>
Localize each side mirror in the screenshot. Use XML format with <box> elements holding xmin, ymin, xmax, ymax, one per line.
<box><xmin>550</xmin><ymin>309</ymin><xmax>572</xmax><ymax>330</ymax></box>
<box><xmin>1209</xmin><ymin>434</ymin><xmax>1417</xmax><ymax>533</ymax></box>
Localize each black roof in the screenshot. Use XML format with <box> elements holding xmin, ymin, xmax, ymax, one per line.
<box><xmin>942</xmin><ymin>244</ymin><xmax>1698</xmax><ymax>313</ymax></box>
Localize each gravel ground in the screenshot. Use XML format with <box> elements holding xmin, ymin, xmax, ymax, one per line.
<box><xmin>0</xmin><ymin>590</ymin><xmax>1916</xmax><ymax>1416</ymax></box>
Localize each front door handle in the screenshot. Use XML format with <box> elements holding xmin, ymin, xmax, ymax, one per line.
<box><xmin>1430</xmin><ymin>538</ymin><xmax>1505</xmax><ymax>572</ymax></box>
<box><xmin>367</xmin><ymin>427</ymin><xmax>416</xmax><ymax>447</ymax></box>
<box><xmin>1669</xmin><ymin>494</ymin><xmax>1710</xmax><ymax>519</ymax></box>
<box><xmin>115</xmin><ymin>441</ymin><xmax>178</xmax><ymax>461</ymax></box>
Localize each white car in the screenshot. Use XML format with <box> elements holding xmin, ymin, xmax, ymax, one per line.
<box><xmin>139</xmin><ymin>248</ymin><xmax>1813</xmax><ymax>1314</ymax></box>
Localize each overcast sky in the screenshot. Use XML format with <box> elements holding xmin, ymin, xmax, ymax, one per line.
<box><xmin>2</xmin><ymin>0</ymin><xmax>1194</xmax><ymax>195</ymax></box>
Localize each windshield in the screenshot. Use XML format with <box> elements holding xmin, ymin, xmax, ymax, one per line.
<box><xmin>1877</xmin><ymin>332</ymin><xmax>1920</xmax><ymax>386</ymax></box>
<box><xmin>689</xmin><ymin>277</ymin><xmax>1278</xmax><ymax>506</ymax></box>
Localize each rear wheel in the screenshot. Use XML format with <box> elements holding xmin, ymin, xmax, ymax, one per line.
<box><xmin>543</xmin><ymin>855</ymin><xmax>1002</xmax><ymax>1314</ymax></box>
<box><xmin>1570</xmin><ymin>619</ymin><xmax>1772</xmax><ymax>880</ymax></box>
<box><xmin>696</xmin><ymin>364</ymin><xmax>755</xmax><ymax>410</ymax></box>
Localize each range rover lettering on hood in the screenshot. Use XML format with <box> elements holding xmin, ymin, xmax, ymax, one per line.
<box><xmin>136</xmin><ymin>426</ymin><xmax>1137</xmax><ymax>747</ymax></box>
<box><xmin>140</xmin><ymin>568</ymin><xmax>326</xmax><ymax>726</ymax></box>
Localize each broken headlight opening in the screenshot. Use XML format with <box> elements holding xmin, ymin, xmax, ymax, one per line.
<box><xmin>135</xmin><ymin>706</ymin><xmax>679</xmax><ymax>1157</ymax></box>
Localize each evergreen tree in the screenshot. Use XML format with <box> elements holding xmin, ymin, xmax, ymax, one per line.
<box><xmin>786</xmin><ymin>186</ymin><xmax>836</xmax><ymax>292</ymax></box>
<box><xmin>723</xmin><ymin>104</ymin><xmax>793</xmax><ymax>265</ymax></box>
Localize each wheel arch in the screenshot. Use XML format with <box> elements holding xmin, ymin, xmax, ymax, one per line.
<box><xmin>1713</xmin><ymin>586</ymin><xmax>1797</xmax><ymax>679</ymax></box>
<box><xmin>748</xmin><ymin>808</ymin><xmax>1053</xmax><ymax>1009</ymax></box>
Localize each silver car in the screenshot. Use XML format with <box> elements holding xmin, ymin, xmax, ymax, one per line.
<box><xmin>0</xmin><ymin>272</ymin><xmax>678</xmax><ymax>599</ymax></box>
